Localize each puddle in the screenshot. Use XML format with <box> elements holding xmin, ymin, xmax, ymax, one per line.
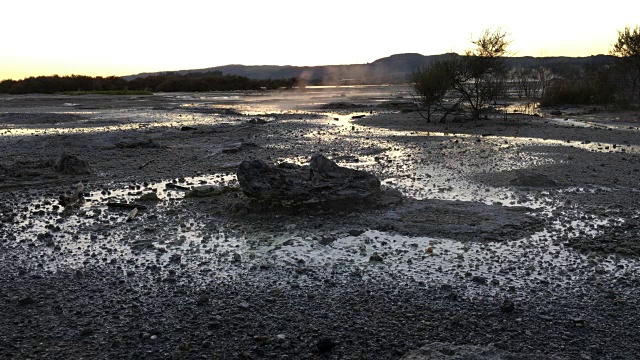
<box><xmin>0</xmin><ymin>109</ymin><xmax>244</xmax><ymax>136</ymax></box>
<box><xmin>3</xmin><ymin>158</ymin><xmax>636</xmax><ymax>294</ymax></box>
<box><xmin>4</xmin><ymin>173</ymin><xmax>239</xmax><ymax>272</ymax></box>
<box><xmin>546</xmin><ymin>116</ymin><xmax>640</xmax><ymax>131</ymax></box>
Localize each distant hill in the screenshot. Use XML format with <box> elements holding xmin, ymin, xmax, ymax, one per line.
<box><xmin>124</xmin><ymin>53</ymin><xmax>615</xmax><ymax>85</ymax></box>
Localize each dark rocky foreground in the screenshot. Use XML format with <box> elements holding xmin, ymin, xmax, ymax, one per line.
<box><xmin>1</xmin><ymin>90</ymin><xmax>640</xmax><ymax>359</ymax></box>
<box><xmin>2</xmin><ymin>263</ymin><xmax>639</xmax><ymax>360</ymax></box>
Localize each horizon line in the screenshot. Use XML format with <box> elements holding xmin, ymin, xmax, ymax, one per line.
<box><xmin>2</xmin><ymin>52</ymin><xmax>616</xmax><ymax>82</ymax></box>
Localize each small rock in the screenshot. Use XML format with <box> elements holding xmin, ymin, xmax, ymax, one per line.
<box><xmin>239</xmin><ymin>301</ymin><xmax>250</xmax><ymax>309</ymax></box>
<box><xmin>471</xmin><ymin>275</ymin><xmax>487</xmax><ymax>284</ymax></box>
<box><xmin>369</xmin><ymin>253</ymin><xmax>384</xmax><ymax>262</ymax></box>
<box><xmin>319</xmin><ymin>235</ymin><xmax>337</xmax><ymax>246</ymax></box>
<box><xmin>347</xmin><ymin>229</ymin><xmax>365</xmax><ymax>237</ymax></box>
<box><xmin>571</xmin><ymin>317</ymin><xmax>586</xmax><ymax>326</ymax></box>
<box><xmin>315</xmin><ymin>338</ymin><xmax>337</xmax><ymax>353</ymax></box>
<box><xmin>501</xmin><ymin>299</ymin><xmax>515</xmax><ymax>313</ymax></box>
<box><xmin>253</xmin><ymin>335</ymin><xmax>271</xmax><ymax>343</ymax></box>
<box><xmin>17</xmin><ymin>296</ymin><xmax>34</xmax><ymax>306</ymax></box>
<box><xmin>197</xmin><ymin>295</ymin><xmax>209</xmax><ymax>305</ymax></box>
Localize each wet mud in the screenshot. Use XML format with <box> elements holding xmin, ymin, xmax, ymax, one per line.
<box><xmin>1</xmin><ymin>87</ymin><xmax>640</xmax><ymax>359</ymax></box>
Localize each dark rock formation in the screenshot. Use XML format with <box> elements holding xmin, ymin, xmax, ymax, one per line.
<box><xmin>237</xmin><ymin>154</ymin><xmax>386</xmax><ymax>207</ymax></box>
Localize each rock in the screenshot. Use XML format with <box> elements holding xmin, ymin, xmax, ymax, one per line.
<box><xmin>253</xmin><ymin>335</ymin><xmax>271</xmax><ymax>343</ymax></box>
<box><xmin>369</xmin><ymin>253</ymin><xmax>384</xmax><ymax>262</ymax></box>
<box><xmin>319</xmin><ymin>235</ymin><xmax>337</xmax><ymax>246</ymax></box>
<box><xmin>180</xmin><ymin>126</ymin><xmax>197</xmax><ymax>131</ymax></box>
<box><xmin>248</xmin><ymin>118</ymin><xmax>268</xmax><ymax>124</ymax></box>
<box><xmin>17</xmin><ymin>296</ymin><xmax>34</xmax><ymax>306</ymax></box>
<box><xmin>185</xmin><ymin>185</ymin><xmax>230</xmax><ymax>198</ymax></box>
<box><xmin>571</xmin><ymin>317</ymin><xmax>586</xmax><ymax>326</ymax></box>
<box><xmin>550</xmin><ymin>110</ymin><xmax>563</xmax><ymax>116</ymax></box>
<box><xmin>197</xmin><ymin>295</ymin><xmax>209</xmax><ymax>305</ymax></box>
<box><xmin>471</xmin><ymin>275</ymin><xmax>487</xmax><ymax>284</ymax></box>
<box><xmin>237</xmin><ymin>154</ymin><xmax>383</xmax><ymax>207</ymax></box>
<box><xmin>315</xmin><ymin>338</ymin><xmax>337</xmax><ymax>353</ymax></box>
<box><xmin>79</xmin><ymin>328</ymin><xmax>94</xmax><ymax>336</ymax></box>
<box><xmin>347</xmin><ymin>229</ymin><xmax>365</xmax><ymax>237</ymax></box>
<box><xmin>501</xmin><ymin>299</ymin><xmax>515</xmax><ymax>313</ymax></box>
<box><xmin>59</xmin><ymin>183</ymin><xmax>85</xmax><ymax>206</ymax></box>
<box><xmin>509</xmin><ymin>170</ymin><xmax>557</xmax><ymax>187</ymax></box>
<box><xmin>401</xmin><ymin>341</ymin><xmax>540</xmax><ymax>359</ymax></box>
<box><xmin>239</xmin><ymin>301</ymin><xmax>250</xmax><ymax>309</ymax></box>
<box><xmin>56</xmin><ymin>153</ymin><xmax>91</xmax><ymax>175</ymax></box>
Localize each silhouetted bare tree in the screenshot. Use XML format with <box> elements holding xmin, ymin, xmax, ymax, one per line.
<box><xmin>411</xmin><ymin>57</ymin><xmax>459</xmax><ymax>122</ymax></box>
<box><xmin>453</xmin><ymin>28</ymin><xmax>511</xmax><ymax>119</ymax></box>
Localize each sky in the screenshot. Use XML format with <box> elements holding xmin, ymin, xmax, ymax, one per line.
<box><xmin>1</xmin><ymin>0</ymin><xmax>639</xmax><ymax>80</ymax></box>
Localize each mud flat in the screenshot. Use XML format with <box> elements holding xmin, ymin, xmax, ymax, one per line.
<box><xmin>1</xmin><ymin>87</ymin><xmax>640</xmax><ymax>359</ymax></box>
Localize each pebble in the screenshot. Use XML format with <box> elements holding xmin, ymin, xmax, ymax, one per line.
<box><xmin>316</xmin><ymin>338</ymin><xmax>337</xmax><ymax>353</ymax></box>
<box><xmin>501</xmin><ymin>299</ymin><xmax>515</xmax><ymax>313</ymax></box>
<box><xmin>369</xmin><ymin>253</ymin><xmax>384</xmax><ymax>262</ymax></box>
<box><xmin>17</xmin><ymin>296</ymin><xmax>34</xmax><ymax>306</ymax></box>
<box><xmin>239</xmin><ymin>301</ymin><xmax>250</xmax><ymax>309</ymax></box>
<box><xmin>471</xmin><ymin>275</ymin><xmax>487</xmax><ymax>284</ymax></box>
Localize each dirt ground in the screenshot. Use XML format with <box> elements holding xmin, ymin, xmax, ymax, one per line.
<box><xmin>1</xmin><ymin>87</ymin><xmax>640</xmax><ymax>359</ymax></box>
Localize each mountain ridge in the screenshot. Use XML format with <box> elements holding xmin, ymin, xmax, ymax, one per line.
<box><xmin>124</xmin><ymin>53</ymin><xmax>614</xmax><ymax>85</ymax></box>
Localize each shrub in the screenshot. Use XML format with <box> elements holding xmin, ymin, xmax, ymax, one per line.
<box><xmin>411</xmin><ymin>57</ymin><xmax>458</xmax><ymax>122</ymax></box>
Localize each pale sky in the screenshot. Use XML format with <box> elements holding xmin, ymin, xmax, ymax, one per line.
<box><xmin>1</xmin><ymin>0</ymin><xmax>639</xmax><ymax>80</ymax></box>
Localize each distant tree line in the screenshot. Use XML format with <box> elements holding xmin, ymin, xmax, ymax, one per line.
<box><xmin>0</xmin><ymin>72</ymin><xmax>298</xmax><ymax>94</ymax></box>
